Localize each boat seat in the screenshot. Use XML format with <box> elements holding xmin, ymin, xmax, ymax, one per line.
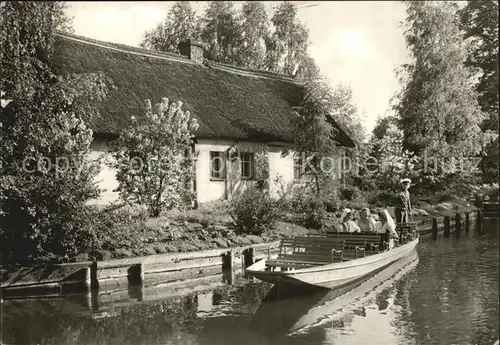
<box><xmin>343</xmin><ymin>238</ymin><xmax>368</xmax><ymax>258</ymax></box>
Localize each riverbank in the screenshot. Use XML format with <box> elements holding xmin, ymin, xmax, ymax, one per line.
<box><xmin>1</xmin><ymin>205</ymin><xmax>481</xmax><ymax>299</ymax></box>
<box><xmin>4</xmin><ymin>219</ymin><xmax>498</xmax><ymax>345</ymax></box>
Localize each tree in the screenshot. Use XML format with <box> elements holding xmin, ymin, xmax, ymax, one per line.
<box><xmin>329</xmin><ymin>84</ymin><xmax>366</xmax><ymax>145</ymax></box>
<box><xmin>373</xmin><ymin>123</ymin><xmax>419</xmax><ymax>191</ymax></box>
<box><xmin>292</xmin><ymin>79</ymin><xmax>341</xmax><ymax>196</ymax></box>
<box><xmin>140</xmin><ymin>2</ymin><xmax>199</xmax><ymax>54</ymax></box>
<box><xmin>265</xmin><ymin>1</ymin><xmax>310</xmax><ymax>76</ymax></box>
<box><xmin>460</xmin><ymin>0</ymin><xmax>499</xmax><ymax>183</ymax></box>
<box><xmin>294</xmin><ymin>54</ymin><xmax>321</xmax><ymax>81</ymax></box>
<box><xmin>1</xmin><ymin>2</ymin><xmax>110</xmax><ymax>266</ymax></box>
<box><xmin>199</xmin><ymin>1</ymin><xmax>242</xmax><ymax>65</ymax></box>
<box><xmin>237</xmin><ymin>1</ymin><xmax>270</xmax><ymax>69</ymax></box>
<box><xmin>372</xmin><ymin>115</ymin><xmax>399</xmax><ymax>141</ymax></box>
<box><xmin>395</xmin><ymin>1</ymin><xmax>496</xmax><ymax>161</ymax></box>
<box><xmin>110</xmin><ymin>98</ymin><xmax>199</xmax><ymax>217</ymax></box>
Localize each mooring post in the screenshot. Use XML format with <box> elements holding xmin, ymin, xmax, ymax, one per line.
<box><xmin>84</xmin><ymin>266</ymin><xmax>91</xmax><ymax>291</ymax></box>
<box><xmin>222</xmin><ymin>250</ymin><xmax>234</xmax><ymax>285</ymax></box>
<box><xmin>90</xmin><ymin>261</ymin><xmax>99</xmax><ymax>290</ymax></box>
<box><xmin>443</xmin><ymin>216</ymin><xmax>450</xmax><ymax>237</ymax></box>
<box><xmin>455</xmin><ymin>213</ymin><xmax>462</xmax><ymax>237</ymax></box>
<box><xmin>128</xmin><ymin>264</ymin><xmax>144</xmax><ymax>285</ymax></box>
<box><xmin>242</xmin><ymin>247</ymin><xmax>256</xmax><ymax>278</ymax></box>
<box><xmin>245</xmin><ymin>247</ymin><xmax>255</xmax><ymax>267</ymax></box>
<box><xmin>222</xmin><ymin>250</ymin><xmax>234</xmax><ymax>271</ymax></box>
<box><xmin>465</xmin><ymin>212</ymin><xmax>470</xmax><ymax>233</ymax></box>
<box><xmin>432</xmin><ymin>217</ymin><xmax>438</xmax><ymax>240</ymax></box>
<box><xmin>476</xmin><ymin>209</ymin><xmax>482</xmax><ymax>231</ymax></box>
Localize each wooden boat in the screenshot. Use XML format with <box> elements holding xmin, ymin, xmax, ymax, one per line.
<box><xmin>248</xmin><ymin>249</ymin><xmax>419</xmax><ymax>336</ymax></box>
<box><xmin>246</xmin><ymin>230</ymin><xmax>419</xmax><ymax>289</ymax></box>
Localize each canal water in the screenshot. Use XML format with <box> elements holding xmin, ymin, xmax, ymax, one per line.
<box><xmin>2</xmin><ymin>220</ymin><xmax>499</xmax><ymax>345</ymax></box>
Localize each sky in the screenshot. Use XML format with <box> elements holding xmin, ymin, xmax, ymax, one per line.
<box><xmin>64</xmin><ymin>1</ymin><xmax>411</xmax><ymax>134</ymax></box>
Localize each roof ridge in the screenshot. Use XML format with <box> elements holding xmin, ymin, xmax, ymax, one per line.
<box><xmin>55</xmin><ymin>32</ymin><xmax>195</xmax><ymax>65</ymax></box>
<box><xmin>205</xmin><ymin>60</ymin><xmax>303</xmax><ymax>85</ymax></box>
<box><xmin>55</xmin><ymin>32</ymin><xmax>304</xmax><ymax>85</ymax></box>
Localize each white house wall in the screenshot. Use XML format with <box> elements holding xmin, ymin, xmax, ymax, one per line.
<box><xmin>86</xmin><ymin>138</ymin><xmax>341</xmax><ymax>206</ymax></box>
<box><xmin>195</xmin><ymin>139</ymin><xmax>296</xmax><ymax>204</ymax></box>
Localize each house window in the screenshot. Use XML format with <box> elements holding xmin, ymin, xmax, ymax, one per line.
<box><xmin>210</xmin><ymin>151</ymin><xmax>226</xmax><ymax>180</ymax></box>
<box><xmin>293</xmin><ymin>152</ymin><xmax>304</xmax><ymax>180</ymax></box>
<box><xmin>240</xmin><ymin>152</ymin><xmax>254</xmax><ymax>179</ymax></box>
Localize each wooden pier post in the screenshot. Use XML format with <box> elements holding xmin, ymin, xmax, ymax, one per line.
<box><xmin>465</xmin><ymin>212</ymin><xmax>470</xmax><ymax>233</ymax></box>
<box><xmin>476</xmin><ymin>209</ymin><xmax>482</xmax><ymax>231</ymax></box>
<box><xmin>222</xmin><ymin>250</ymin><xmax>234</xmax><ymax>284</ymax></box>
<box><xmin>455</xmin><ymin>213</ymin><xmax>462</xmax><ymax>237</ymax></box>
<box><xmin>84</xmin><ymin>266</ymin><xmax>91</xmax><ymax>291</ymax></box>
<box><xmin>222</xmin><ymin>250</ymin><xmax>234</xmax><ymax>271</ymax></box>
<box><xmin>243</xmin><ymin>247</ymin><xmax>255</xmax><ymax>278</ymax></box>
<box><xmin>245</xmin><ymin>247</ymin><xmax>255</xmax><ymax>267</ymax></box>
<box><xmin>443</xmin><ymin>216</ymin><xmax>450</xmax><ymax>237</ymax></box>
<box><xmin>128</xmin><ymin>263</ymin><xmax>144</xmax><ymax>285</ymax></box>
<box><xmin>432</xmin><ymin>217</ymin><xmax>438</xmax><ymax>240</ymax></box>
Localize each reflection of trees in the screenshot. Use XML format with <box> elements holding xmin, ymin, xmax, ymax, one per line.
<box><xmin>3</xmin><ymin>294</ymin><xmax>202</xmax><ymax>345</ymax></box>
<box><xmin>391</xmin><ymin>234</ymin><xmax>499</xmax><ymax>345</ymax></box>
<box><xmin>1</xmin><ymin>282</ymin><xmax>276</xmax><ymax>345</ymax></box>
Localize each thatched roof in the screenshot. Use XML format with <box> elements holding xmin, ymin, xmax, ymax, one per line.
<box><xmin>52</xmin><ymin>33</ymin><xmax>355</xmax><ymax>147</ymax></box>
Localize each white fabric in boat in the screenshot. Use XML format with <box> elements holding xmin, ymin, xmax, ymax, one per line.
<box><xmin>375</xmin><ymin>209</ymin><xmax>399</xmax><ymax>239</ymax></box>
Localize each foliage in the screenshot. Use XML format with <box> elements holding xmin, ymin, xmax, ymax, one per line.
<box><xmin>291</xmin><ymin>185</ymin><xmax>326</xmax><ymax>229</ymax></box>
<box><xmin>254</xmin><ymin>146</ymin><xmax>270</xmax><ymax>191</ymax></box>
<box><xmin>199</xmin><ymin>1</ymin><xmax>242</xmax><ymax>65</ymax></box>
<box><xmin>460</xmin><ymin>0</ymin><xmax>499</xmax><ymax>120</ymax></box>
<box><xmin>265</xmin><ymin>1</ymin><xmax>310</xmax><ymax>77</ymax></box>
<box><xmin>140</xmin><ymin>1</ymin><xmax>320</xmax><ymax>80</ymax></box>
<box><xmin>292</xmin><ymin>79</ymin><xmax>341</xmax><ymax>196</ymax></box>
<box><xmin>110</xmin><ymin>97</ymin><xmax>199</xmax><ymax>217</ymax></box>
<box><xmin>460</xmin><ymin>1</ymin><xmax>499</xmax><ymax>183</ymax></box>
<box><xmin>372</xmin><ymin>115</ymin><xmax>399</xmax><ymax>141</ymax></box>
<box><xmin>237</xmin><ymin>1</ymin><xmax>270</xmax><ymax>70</ymax></box>
<box><xmin>0</xmin><ymin>2</ymin><xmax>110</xmax><ymax>266</ymax></box>
<box><xmin>329</xmin><ymin>84</ymin><xmax>367</xmax><ymax>145</ymax></box>
<box><xmin>140</xmin><ymin>2</ymin><xmax>200</xmax><ymax>54</ymax></box>
<box><xmin>229</xmin><ymin>186</ymin><xmax>285</xmax><ymax>236</ymax></box>
<box><xmin>395</xmin><ymin>1</ymin><xmax>496</xmax><ymax>160</ymax></box>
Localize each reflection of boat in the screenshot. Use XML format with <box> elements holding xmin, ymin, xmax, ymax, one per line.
<box><xmin>246</xmin><ymin>234</ymin><xmax>419</xmax><ymax>289</ymax></box>
<box><xmin>248</xmin><ymin>249</ymin><xmax>419</xmax><ymax>337</ymax></box>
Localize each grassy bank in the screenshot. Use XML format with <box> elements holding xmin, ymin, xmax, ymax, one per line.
<box><xmin>85</xmin><ymin>195</ymin><xmax>479</xmax><ymax>262</ymax></box>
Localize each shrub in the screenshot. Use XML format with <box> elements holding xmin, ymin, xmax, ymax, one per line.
<box><xmin>291</xmin><ymin>185</ymin><xmax>326</xmax><ymax>229</ymax></box>
<box><xmin>366</xmin><ymin>190</ymin><xmax>394</xmax><ymax>208</ymax></box>
<box><xmin>229</xmin><ymin>187</ymin><xmax>285</xmax><ymax>236</ymax></box>
<box><xmin>339</xmin><ymin>186</ymin><xmax>362</xmax><ymax>201</ymax></box>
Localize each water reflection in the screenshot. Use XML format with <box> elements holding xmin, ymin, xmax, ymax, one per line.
<box><xmin>1</xmin><ymin>220</ymin><xmax>498</xmax><ymax>345</ymax></box>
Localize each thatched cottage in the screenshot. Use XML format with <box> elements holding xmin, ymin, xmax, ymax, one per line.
<box><xmin>53</xmin><ymin>33</ymin><xmax>355</xmax><ymax>205</ymax></box>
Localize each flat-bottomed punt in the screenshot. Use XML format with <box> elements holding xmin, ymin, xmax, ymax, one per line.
<box><xmin>246</xmin><ymin>227</ymin><xmax>419</xmax><ymax>289</ymax></box>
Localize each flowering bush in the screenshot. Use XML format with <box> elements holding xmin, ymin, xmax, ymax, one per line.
<box><xmin>111</xmin><ymin>98</ymin><xmax>199</xmax><ymax>217</ymax></box>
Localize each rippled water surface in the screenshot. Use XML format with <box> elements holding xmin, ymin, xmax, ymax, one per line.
<box><xmin>2</xmin><ymin>220</ymin><xmax>499</xmax><ymax>345</ymax></box>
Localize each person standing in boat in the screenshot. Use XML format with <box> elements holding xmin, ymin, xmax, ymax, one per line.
<box><xmin>394</xmin><ymin>178</ymin><xmax>413</xmax><ymax>224</ymax></box>
<box><xmin>337</xmin><ymin>208</ymin><xmax>361</xmax><ymax>233</ymax></box>
<box><xmin>358</xmin><ymin>208</ymin><xmax>378</xmax><ymax>232</ymax></box>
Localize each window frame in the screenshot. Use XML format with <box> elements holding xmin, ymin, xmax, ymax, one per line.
<box><xmin>209</xmin><ymin>151</ymin><xmax>226</xmax><ymax>181</ymax></box>
<box><xmin>293</xmin><ymin>152</ymin><xmax>304</xmax><ymax>181</ymax></box>
<box><xmin>240</xmin><ymin>152</ymin><xmax>255</xmax><ymax>180</ymax></box>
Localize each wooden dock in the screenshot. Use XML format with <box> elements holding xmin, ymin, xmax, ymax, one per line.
<box><xmin>482</xmin><ymin>202</ymin><xmax>500</xmax><ymax>218</ymax></box>
<box><xmin>0</xmin><ymin>210</ymin><xmax>484</xmax><ymax>299</ymax></box>
<box><xmin>1</xmin><ymin>241</ymin><xmax>279</xmax><ymax>299</ymax></box>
